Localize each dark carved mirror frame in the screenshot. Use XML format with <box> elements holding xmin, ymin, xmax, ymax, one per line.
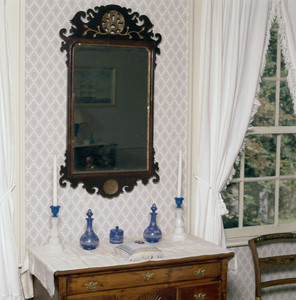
<box><xmin>59</xmin><ymin>4</ymin><xmax>161</xmax><ymax>198</ymax></box>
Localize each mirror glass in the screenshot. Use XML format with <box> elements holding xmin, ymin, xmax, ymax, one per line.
<box><xmin>72</xmin><ymin>43</ymin><xmax>150</xmax><ymax>173</ymax></box>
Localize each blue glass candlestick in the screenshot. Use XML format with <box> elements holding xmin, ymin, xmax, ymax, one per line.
<box><xmin>80</xmin><ymin>209</ymin><xmax>99</xmax><ymax>250</ymax></box>
<box><xmin>172</xmin><ymin>197</ymin><xmax>186</xmax><ymax>241</ymax></box>
<box><xmin>143</xmin><ymin>204</ymin><xmax>162</xmax><ymax>243</ymax></box>
<box><xmin>46</xmin><ymin>205</ymin><xmax>63</xmax><ymax>251</ymax></box>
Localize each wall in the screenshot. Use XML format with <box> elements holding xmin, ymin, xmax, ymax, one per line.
<box><xmin>25</xmin><ymin>0</ymin><xmax>189</xmax><ymax>246</ymax></box>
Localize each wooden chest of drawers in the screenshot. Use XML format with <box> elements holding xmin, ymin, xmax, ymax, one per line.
<box><xmin>33</xmin><ymin>252</ymin><xmax>234</xmax><ymax>300</ymax></box>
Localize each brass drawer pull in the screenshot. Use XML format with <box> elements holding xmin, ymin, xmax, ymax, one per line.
<box><xmin>142</xmin><ymin>272</ymin><xmax>154</xmax><ymax>281</ymax></box>
<box><xmin>194</xmin><ymin>269</ymin><xmax>206</xmax><ymax>278</ymax></box>
<box><xmin>194</xmin><ymin>293</ymin><xmax>207</xmax><ymax>300</ymax></box>
<box><xmin>84</xmin><ymin>281</ymin><xmax>98</xmax><ymax>290</ymax></box>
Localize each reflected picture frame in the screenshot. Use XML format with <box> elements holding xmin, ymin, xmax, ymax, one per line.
<box><xmin>74</xmin><ymin>68</ymin><xmax>116</xmax><ymax>107</ymax></box>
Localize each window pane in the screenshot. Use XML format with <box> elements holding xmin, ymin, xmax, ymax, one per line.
<box><xmin>280</xmin><ymin>53</ymin><xmax>288</xmax><ymax>77</ymax></box>
<box><xmin>222</xmin><ymin>183</ymin><xmax>239</xmax><ymax>228</ymax></box>
<box><xmin>279</xmin><ymin>82</ymin><xmax>296</xmax><ymax>125</ymax></box>
<box><xmin>245</xmin><ymin>134</ymin><xmax>276</xmax><ymax>177</ymax></box>
<box><xmin>280</xmin><ymin>134</ymin><xmax>296</xmax><ymax>175</ymax></box>
<box><xmin>253</xmin><ymin>81</ymin><xmax>276</xmax><ymax>126</ymax></box>
<box><xmin>279</xmin><ymin>179</ymin><xmax>296</xmax><ymax>224</ymax></box>
<box><xmin>232</xmin><ymin>160</ymin><xmax>240</xmax><ymax>179</ymax></box>
<box><xmin>263</xmin><ymin>28</ymin><xmax>277</xmax><ymax>77</ymax></box>
<box><xmin>243</xmin><ymin>181</ymin><xmax>275</xmax><ymax>226</ymax></box>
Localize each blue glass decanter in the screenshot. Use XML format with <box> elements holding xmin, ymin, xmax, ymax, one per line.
<box><xmin>80</xmin><ymin>209</ymin><xmax>99</xmax><ymax>250</ymax></box>
<box><xmin>143</xmin><ymin>204</ymin><xmax>162</xmax><ymax>243</ymax></box>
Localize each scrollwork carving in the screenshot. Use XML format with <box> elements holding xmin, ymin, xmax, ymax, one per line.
<box><xmin>137</xmin><ymin>292</ymin><xmax>163</xmax><ymax>300</ymax></box>
<box><xmin>60</xmin><ymin>5</ymin><xmax>162</xmax><ymax>66</ymax></box>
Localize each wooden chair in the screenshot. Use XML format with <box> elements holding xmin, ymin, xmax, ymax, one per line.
<box><xmin>248</xmin><ymin>232</ymin><xmax>296</xmax><ymax>299</ymax></box>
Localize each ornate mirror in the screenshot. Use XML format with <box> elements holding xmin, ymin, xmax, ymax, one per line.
<box><xmin>59</xmin><ymin>5</ymin><xmax>161</xmax><ymax>198</ymax></box>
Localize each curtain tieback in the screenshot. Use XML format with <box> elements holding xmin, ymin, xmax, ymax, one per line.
<box><xmin>193</xmin><ymin>174</ymin><xmax>219</xmax><ymax>192</ymax></box>
<box><xmin>0</xmin><ymin>184</ymin><xmax>16</xmax><ymax>206</ymax></box>
<box><xmin>193</xmin><ymin>175</ymin><xmax>228</xmax><ymax>216</ymax></box>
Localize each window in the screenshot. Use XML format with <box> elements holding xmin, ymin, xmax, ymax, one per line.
<box><xmin>223</xmin><ymin>23</ymin><xmax>296</xmax><ymax>240</ymax></box>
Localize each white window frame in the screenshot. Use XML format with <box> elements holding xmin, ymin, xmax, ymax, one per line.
<box><xmin>225</xmin><ymin>25</ymin><xmax>296</xmax><ymax>246</ymax></box>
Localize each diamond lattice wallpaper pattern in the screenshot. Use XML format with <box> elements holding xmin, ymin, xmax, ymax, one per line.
<box><xmin>25</xmin><ymin>0</ymin><xmax>189</xmax><ymax>247</ymax></box>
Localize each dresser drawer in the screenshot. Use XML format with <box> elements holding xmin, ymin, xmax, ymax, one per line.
<box><xmin>179</xmin><ymin>282</ymin><xmax>221</xmax><ymax>300</ymax></box>
<box><xmin>67</xmin><ymin>262</ymin><xmax>221</xmax><ymax>295</ymax></box>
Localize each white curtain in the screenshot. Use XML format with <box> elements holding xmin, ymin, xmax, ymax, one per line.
<box><xmin>0</xmin><ymin>0</ymin><xmax>23</xmax><ymax>299</ymax></box>
<box><xmin>192</xmin><ymin>0</ymin><xmax>272</xmax><ymax>247</ymax></box>
<box><xmin>276</xmin><ymin>0</ymin><xmax>296</xmax><ymax>112</ymax></box>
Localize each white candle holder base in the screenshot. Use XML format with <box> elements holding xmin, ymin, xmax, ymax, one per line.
<box><xmin>171</xmin><ymin>197</ymin><xmax>187</xmax><ymax>241</ymax></box>
<box><xmin>45</xmin><ymin>206</ymin><xmax>63</xmax><ymax>252</ymax></box>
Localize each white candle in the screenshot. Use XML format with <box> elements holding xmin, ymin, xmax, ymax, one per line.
<box><xmin>53</xmin><ymin>156</ymin><xmax>57</xmax><ymax>206</ymax></box>
<box><xmin>177</xmin><ymin>150</ymin><xmax>182</xmax><ymax>197</ymax></box>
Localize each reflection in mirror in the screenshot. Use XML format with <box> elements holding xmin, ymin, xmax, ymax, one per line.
<box><xmin>73</xmin><ymin>44</ymin><xmax>149</xmax><ymax>173</ymax></box>
<box><xmin>59</xmin><ymin>5</ymin><xmax>161</xmax><ymax>198</ymax></box>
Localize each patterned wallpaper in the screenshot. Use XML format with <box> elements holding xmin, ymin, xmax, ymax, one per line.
<box><xmin>25</xmin><ymin>1</ymin><xmax>189</xmax><ymax>246</ymax></box>
<box><xmin>24</xmin><ymin>1</ymin><xmax>296</xmax><ymax>299</ymax></box>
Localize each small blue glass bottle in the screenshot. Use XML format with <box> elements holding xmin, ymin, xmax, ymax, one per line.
<box><xmin>143</xmin><ymin>204</ymin><xmax>162</xmax><ymax>243</ymax></box>
<box><xmin>80</xmin><ymin>209</ymin><xmax>99</xmax><ymax>250</ymax></box>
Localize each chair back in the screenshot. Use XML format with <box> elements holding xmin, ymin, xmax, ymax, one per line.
<box><xmin>248</xmin><ymin>232</ymin><xmax>296</xmax><ymax>299</ymax></box>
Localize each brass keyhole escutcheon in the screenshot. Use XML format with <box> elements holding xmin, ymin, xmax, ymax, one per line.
<box><xmin>194</xmin><ymin>293</ymin><xmax>206</xmax><ymax>300</ymax></box>
<box><xmin>142</xmin><ymin>272</ymin><xmax>154</xmax><ymax>281</ymax></box>
<box><xmin>194</xmin><ymin>269</ymin><xmax>206</xmax><ymax>278</ymax></box>
<box><xmin>84</xmin><ymin>281</ymin><xmax>98</xmax><ymax>290</ymax></box>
